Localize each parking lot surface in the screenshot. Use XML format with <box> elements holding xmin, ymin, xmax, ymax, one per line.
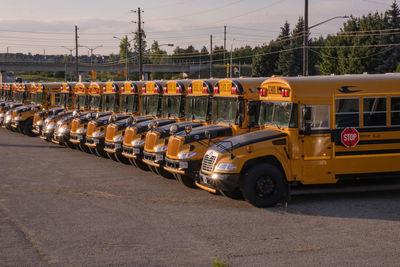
<box><xmin>0</xmin><ymin>129</ymin><xmax>400</xmax><ymax>266</ymax></box>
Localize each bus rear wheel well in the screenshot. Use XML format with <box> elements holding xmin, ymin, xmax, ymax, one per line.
<box><xmin>240</xmin><ymin>156</ymin><xmax>286</xmax><ymax>183</ymax></box>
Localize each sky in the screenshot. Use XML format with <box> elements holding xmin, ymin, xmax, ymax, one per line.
<box><xmin>0</xmin><ymin>0</ymin><xmax>393</xmax><ymax>56</ymax></box>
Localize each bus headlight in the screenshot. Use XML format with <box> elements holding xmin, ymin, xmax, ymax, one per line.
<box><xmin>93</xmin><ymin>131</ymin><xmax>105</xmax><ymax>138</ymax></box>
<box><xmin>132</xmin><ymin>140</ymin><xmax>146</xmax><ymax>147</ymax></box>
<box><xmin>215</xmin><ymin>163</ymin><xmax>237</xmax><ymax>171</ymax></box>
<box><xmin>46</xmin><ymin>123</ymin><xmax>55</xmax><ymax>130</ymax></box>
<box><xmin>178</xmin><ymin>152</ymin><xmax>197</xmax><ymax>159</ymax></box>
<box><xmin>154</xmin><ymin>145</ymin><xmax>168</xmax><ymax>152</ymax></box>
<box><xmin>14</xmin><ymin>116</ymin><xmax>22</xmax><ymax>121</ymax></box>
<box><xmin>113</xmin><ymin>136</ymin><xmax>124</xmax><ymax>142</ymax></box>
<box><xmin>77</xmin><ymin>128</ymin><xmax>87</xmax><ymax>134</ymax></box>
<box><xmin>59</xmin><ymin>126</ymin><xmax>70</xmax><ymax>133</ymax></box>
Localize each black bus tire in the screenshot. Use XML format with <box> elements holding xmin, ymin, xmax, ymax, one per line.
<box><xmin>241</xmin><ymin>163</ymin><xmax>287</xmax><ymax>208</ymax></box>
<box><xmin>176</xmin><ymin>174</ymin><xmax>196</xmax><ymax>188</ymax></box>
<box><xmin>22</xmin><ymin>119</ymin><xmax>34</xmax><ymax>136</ymax></box>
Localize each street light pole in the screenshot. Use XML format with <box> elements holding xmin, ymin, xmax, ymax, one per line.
<box><xmin>230</xmin><ymin>39</ymin><xmax>235</xmax><ymax>78</ymax></box>
<box><xmin>303</xmin><ymin>0</ymin><xmax>308</xmax><ymax>76</ymax></box>
<box><xmin>80</xmin><ymin>45</ymin><xmax>103</xmax><ymax>80</ymax></box>
<box><xmin>61</xmin><ymin>46</ymin><xmax>75</xmax><ymax>82</ymax></box>
<box><xmin>303</xmin><ymin>0</ymin><xmax>348</xmax><ymax>76</ymax></box>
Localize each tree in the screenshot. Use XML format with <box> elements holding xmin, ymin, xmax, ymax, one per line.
<box><xmin>133</xmin><ymin>28</ymin><xmax>147</xmax><ymax>64</ymax></box>
<box><xmin>119</xmin><ymin>35</ymin><xmax>132</xmax><ymax>61</ymax></box>
<box><xmin>109</xmin><ymin>53</ymin><xmax>116</xmax><ymax>63</ymax></box>
<box><xmin>148</xmin><ymin>41</ymin><xmax>168</xmax><ymax>64</ymax></box>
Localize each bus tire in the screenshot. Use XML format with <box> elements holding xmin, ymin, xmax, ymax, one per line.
<box><xmin>115</xmin><ymin>152</ymin><xmax>130</xmax><ymax>164</ymax></box>
<box><xmin>241</xmin><ymin>163</ymin><xmax>287</xmax><ymax>208</ymax></box>
<box><xmin>130</xmin><ymin>158</ymin><xmax>150</xmax><ymax>171</ymax></box>
<box><xmin>176</xmin><ymin>174</ymin><xmax>196</xmax><ymax>188</ymax></box>
<box><xmin>64</xmin><ymin>141</ymin><xmax>76</xmax><ymax>149</ymax></box>
<box><xmin>107</xmin><ymin>152</ymin><xmax>119</xmax><ymax>161</ymax></box>
<box><xmin>22</xmin><ymin>119</ymin><xmax>35</xmax><ymax>136</ymax></box>
<box><xmin>220</xmin><ymin>188</ymin><xmax>243</xmax><ymax>200</ymax></box>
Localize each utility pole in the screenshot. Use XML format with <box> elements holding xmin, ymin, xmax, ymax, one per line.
<box><xmin>224</xmin><ymin>25</ymin><xmax>227</xmax><ymax>77</ymax></box>
<box><xmin>303</xmin><ymin>0</ymin><xmax>308</xmax><ymax>76</ymax></box>
<box><xmin>210</xmin><ymin>35</ymin><xmax>213</xmax><ymax>78</ymax></box>
<box><xmin>138</xmin><ymin>8</ymin><xmax>143</xmax><ymax>80</ymax></box>
<box><xmin>75</xmin><ymin>25</ymin><xmax>79</xmax><ymax>81</ymax></box>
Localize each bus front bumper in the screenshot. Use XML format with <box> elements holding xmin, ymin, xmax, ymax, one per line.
<box><xmin>122</xmin><ymin>145</ymin><xmax>144</xmax><ymax>159</ymax></box>
<box><xmin>164</xmin><ymin>158</ymin><xmax>202</xmax><ymax>176</ymax></box>
<box><xmin>196</xmin><ymin>172</ymin><xmax>240</xmax><ymax>194</ymax></box>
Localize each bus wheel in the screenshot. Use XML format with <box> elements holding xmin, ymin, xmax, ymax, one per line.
<box><xmin>115</xmin><ymin>152</ymin><xmax>130</xmax><ymax>164</ymax></box>
<box><xmin>220</xmin><ymin>188</ymin><xmax>243</xmax><ymax>200</ymax></box>
<box><xmin>130</xmin><ymin>158</ymin><xmax>150</xmax><ymax>171</ymax></box>
<box><xmin>23</xmin><ymin>119</ymin><xmax>35</xmax><ymax>136</ymax></box>
<box><xmin>95</xmin><ymin>147</ymin><xmax>108</xmax><ymax>158</ymax></box>
<box><xmin>79</xmin><ymin>144</ymin><xmax>91</xmax><ymax>154</ymax></box>
<box><xmin>64</xmin><ymin>141</ymin><xmax>76</xmax><ymax>149</ymax></box>
<box><xmin>241</xmin><ymin>163</ymin><xmax>287</xmax><ymax>208</ymax></box>
<box><xmin>89</xmin><ymin>147</ymin><xmax>98</xmax><ymax>155</ymax></box>
<box><xmin>156</xmin><ymin>167</ymin><xmax>174</xmax><ymax>179</ymax></box>
<box><xmin>176</xmin><ymin>174</ymin><xmax>196</xmax><ymax>188</ymax></box>
<box><xmin>107</xmin><ymin>152</ymin><xmax>118</xmax><ymax>161</ymax></box>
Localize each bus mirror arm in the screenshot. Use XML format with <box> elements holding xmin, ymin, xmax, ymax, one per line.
<box><xmin>304</xmin><ymin>123</ymin><xmax>311</xmax><ymax>135</ymax></box>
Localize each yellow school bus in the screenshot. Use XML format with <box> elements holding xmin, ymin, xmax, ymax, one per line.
<box><xmin>83</xmin><ymin>81</ymin><xmax>129</xmax><ymax>158</ymax></box>
<box><xmin>103</xmin><ymin>80</ymin><xmax>151</xmax><ymax>163</ymax></box>
<box><xmin>32</xmin><ymin>82</ymin><xmax>76</xmax><ymax>135</ymax></box>
<box><xmin>11</xmin><ymin>82</ymin><xmax>62</xmax><ymax>136</ymax></box>
<box><xmin>121</xmin><ymin>80</ymin><xmax>178</xmax><ymax>169</ymax></box>
<box><xmin>0</xmin><ymin>84</ymin><xmax>22</xmax><ymax>126</ymax></box>
<box><xmin>142</xmin><ymin>79</ymin><xmax>217</xmax><ymax>181</ymax></box>
<box><xmin>2</xmin><ymin>83</ymin><xmax>29</xmax><ymax>130</ymax></box>
<box><xmin>165</xmin><ymin>78</ymin><xmax>264</xmax><ymax>188</ymax></box>
<box><xmin>59</xmin><ymin>82</ymin><xmax>107</xmax><ymax>150</ymax></box>
<box><xmin>142</xmin><ymin>79</ymin><xmax>207</xmax><ymax>178</ymax></box>
<box><xmin>197</xmin><ymin>73</ymin><xmax>400</xmax><ymax>207</ymax></box>
<box><xmin>41</xmin><ymin>82</ymin><xmax>89</xmax><ymax>142</ymax></box>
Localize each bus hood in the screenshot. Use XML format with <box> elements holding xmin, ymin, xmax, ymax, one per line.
<box><xmin>210</xmin><ymin>129</ymin><xmax>287</xmax><ymax>154</ymax></box>
<box><xmin>135</xmin><ymin>118</ymin><xmax>176</xmax><ymax>134</ymax></box>
<box><xmin>151</xmin><ymin>121</ymin><xmax>203</xmax><ymax>139</ymax></box>
<box><xmin>175</xmin><ymin>124</ymin><xmax>233</xmax><ymax>144</ymax></box>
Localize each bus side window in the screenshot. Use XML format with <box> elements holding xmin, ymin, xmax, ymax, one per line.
<box><xmin>335</xmin><ymin>98</ymin><xmax>359</xmax><ymax>128</ymax></box>
<box><xmin>363</xmin><ymin>97</ymin><xmax>386</xmax><ymax>127</ymax></box>
<box><xmin>391</xmin><ymin>97</ymin><xmax>400</xmax><ymax>125</ymax></box>
<box><xmin>301</xmin><ymin>105</ymin><xmax>329</xmax><ymax>129</ymax></box>
<box><xmin>247</xmin><ymin>100</ymin><xmax>260</xmax><ymax>128</ymax></box>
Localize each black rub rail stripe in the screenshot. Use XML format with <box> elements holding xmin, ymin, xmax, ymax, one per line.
<box><xmin>336</xmin><ymin>171</ymin><xmax>400</xmax><ymax>180</ymax></box>
<box><xmin>335</xmin><ymin>149</ymin><xmax>400</xmax><ymax>156</ymax></box>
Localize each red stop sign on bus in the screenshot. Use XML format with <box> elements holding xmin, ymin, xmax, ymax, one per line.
<box><xmin>341</xmin><ymin>127</ymin><xmax>359</xmax><ymax>147</ymax></box>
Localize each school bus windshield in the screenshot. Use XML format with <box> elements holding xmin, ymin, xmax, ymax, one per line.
<box><xmin>185</xmin><ymin>95</ymin><xmax>209</xmax><ymax>121</ymax></box>
<box><xmin>90</xmin><ymin>95</ymin><xmax>102</xmax><ymax>110</ymax></box>
<box><xmin>162</xmin><ymin>95</ymin><xmax>185</xmax><ymax>118</ymax></box>
<box><xmin>120</xmin><ymin>94</ymin><xmax>139</xmax><ymax>114</ymax></box>
<box><xmin>59</xmin><ymin>92</ymin><xmax>72</xmax><ymax>107</ymax></box>
<box><xmin>32</xmin><ymin>92</ymin><xmax>44</xmax><ymax>105</ymax></box>
<box><xmin>101</xmin><ymin>94</ymin><xmax>118</xmax><ymax>112</ymax></box>
<box><xmin>212</xmin><ymin>97</ymin><xmax>242</xmax><ymax>124</ymax></box>
<box><xmin>141</xmin><ymin>94</ymin><xmax>161</xmax><ymax>116</ymax></box>
<box><xmin>15</xmin><ymin>91</ymin><xmax>25</xmax><ymax>103</ymax></box>
<box><xmin>76</xmin><ymin>95</ymin><xmax>89</xmax><ymax>109</ymax></box>
<box><xmin>259</xmin><ymin>101</ymin><xmax>298</xmax><ymax>128</ymax></box>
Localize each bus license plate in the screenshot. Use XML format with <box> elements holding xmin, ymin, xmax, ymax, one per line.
<box><xmin>132</xmin><ymin>148</ymin><xmax>140</xmax><ymax>154</ymax></box>
<box><xmin>201</xmin><ymin>175</ymin><xmax>208</xmax><ymax>184</ymax></box>
<box><xmin>115</xmin><ymin>143</ymin><xmax>121</xmax><ymax>149</ymax></box>
<box><xmin>94</xmin><ymin>139</ymin><xmax>99</xmax><ymax>144</ymax></box>
<box><xmin>155</xmin><ymin>154</ymin><xmax>163</xmax><ymax>161</ymax></box>
<box><xmin>179</xmin><ymin>161</ymin><xmax>188</xmax><ymax>169</ymax></box>
<box><xmin>77</xmin><ymin>135</ymin><xmax>82</xmax><ymax>140</ymax></box>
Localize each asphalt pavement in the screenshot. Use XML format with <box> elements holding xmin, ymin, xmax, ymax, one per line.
<box><xmin>0</xmin><ymin>128</ymin><xmax>399</xmax><ymax>266</ymax></box>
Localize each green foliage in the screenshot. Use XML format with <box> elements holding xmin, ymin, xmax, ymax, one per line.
<box><xmin>212</xmin><ymin>259</ymin><xmax>230</xmax><ymax>267</ymax></box>
<box><xmin>119</xmin><ymin>35</ymin><xmax>132</xmax><ymax>61</ymax></box>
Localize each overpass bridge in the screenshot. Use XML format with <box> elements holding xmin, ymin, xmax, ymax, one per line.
<box><xmin>0</xmin><ymin>61</ymin><xmax>208</xmax><ymax>81</ymax></box>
